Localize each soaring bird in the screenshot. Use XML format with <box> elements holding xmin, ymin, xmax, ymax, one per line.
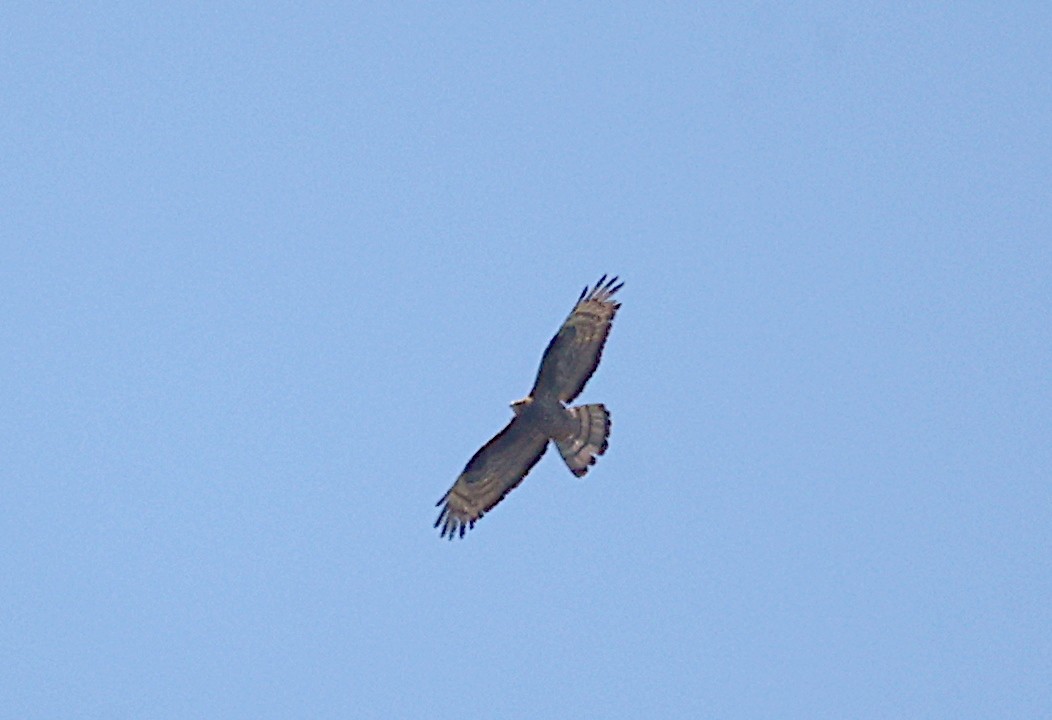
<box><xmin>435</xmin><ymin>275</ymin><xmax>623</xmax><ymax>539</ymax></box>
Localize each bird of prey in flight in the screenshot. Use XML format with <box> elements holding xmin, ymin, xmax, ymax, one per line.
<box><xmin>435</xmin><ymin>275</ymin><xmax>623</xmax><ymax>539</ymax></box>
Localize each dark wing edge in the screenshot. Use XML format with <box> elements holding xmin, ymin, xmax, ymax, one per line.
<box><xmin>529</xmin><ymin>274</ymin><xmax>623</xmax><ymax>403</ymax></box>
<box><xmin>434</xmin><ymin>417</ymin><xmax>549</xmax><ymax>540</ymax></box>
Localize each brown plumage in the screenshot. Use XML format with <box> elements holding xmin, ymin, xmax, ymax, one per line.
<box><xmin>435</xmin><ymin>275</ymin><xmax>623</xmax><ymax>539</ymax></box>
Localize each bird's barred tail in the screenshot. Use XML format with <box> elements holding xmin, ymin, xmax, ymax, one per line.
<box><xmin>556</xmin><ymin>404</ymin><xmax>611</xmax><ymax>477</ymax></box>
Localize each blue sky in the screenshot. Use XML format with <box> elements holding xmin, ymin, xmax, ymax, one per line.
<box><xmin>2</xmin><ymin>4</ymin><xmax>1050</xmax><ymax>718</ymax></box>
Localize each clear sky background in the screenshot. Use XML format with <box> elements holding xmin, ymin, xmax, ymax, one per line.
<box><xmin>3</xmin><ymin>4</ymin><xmax>1050</xmax><ymax>718</ymax></box>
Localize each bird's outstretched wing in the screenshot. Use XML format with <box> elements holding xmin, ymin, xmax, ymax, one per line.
<box><xmin>528</xmin><ymin>275</ymin><xmax>623</xmax><ymax>403</ymax></box>
<box><xmin>434</xmin><ymin>417</ymin><xmax>549</xmax><ymax>539</ymax></box>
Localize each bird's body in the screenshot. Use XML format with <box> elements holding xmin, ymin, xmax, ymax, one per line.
<box><xmin>435</xmin><ymin>275</ymin><xmax>623</xmax><ymax>539</ymax></box>
<box><xmin>510</xmin><ymin>396</ymin><xmax>574</xmax><ymax>438</ymax></box>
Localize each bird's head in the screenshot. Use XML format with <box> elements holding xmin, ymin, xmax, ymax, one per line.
<box><xmin>510</xmin><ymin>397</ymin><xmax>533</xmax><ymax>416</ymax></box>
